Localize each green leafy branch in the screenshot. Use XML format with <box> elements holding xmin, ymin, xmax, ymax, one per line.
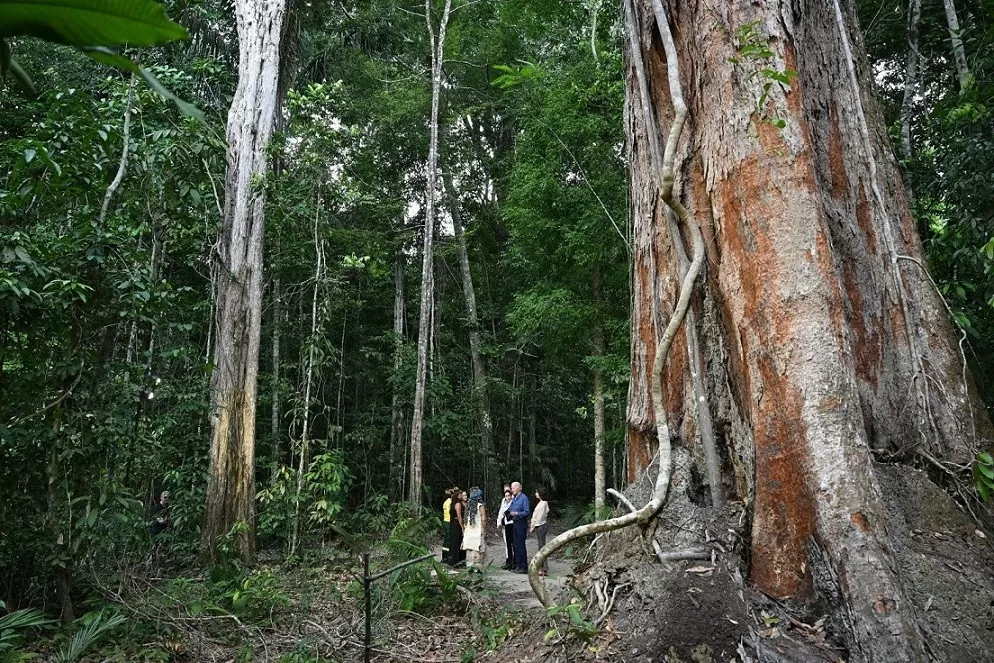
<box><xmin>0</xmin><ymin>0</ymin><xmax>202</xmax><ymax>119</ymax></box>
<box><xmin>974</xmin><ymin>452</ymin><xmax>994</xmax><ymax>501</ymax></box>
<box><xmin>727</xmin><ymin>20</ymin><xmax>797</xmax><ymax>129</ymax></box>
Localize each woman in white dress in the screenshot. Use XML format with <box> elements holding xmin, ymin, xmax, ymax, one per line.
<box><xmin>461</xmin><ymin>487</ymin><xmax>487</xmax><ymax>571</ymax></box>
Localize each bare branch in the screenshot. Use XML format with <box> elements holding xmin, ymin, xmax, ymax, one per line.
<box><xmin>99</xmin><ymin>75</ymin><xmax>137</xmax><ymax>225</ymax></box>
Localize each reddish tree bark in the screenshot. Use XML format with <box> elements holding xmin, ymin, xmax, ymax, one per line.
<box><xmin>624</xmin><ymin>1</ymin><xmax>992</xmax><ymax>660</ymax></box>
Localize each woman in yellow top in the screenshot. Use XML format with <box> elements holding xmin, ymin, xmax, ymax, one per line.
<box><xmin>441</xmin><ymin>487</ymin><xmax>457</xmax><ymax>564</ymax></box>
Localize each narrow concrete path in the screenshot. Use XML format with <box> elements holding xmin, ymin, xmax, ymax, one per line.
<box><xmin>432</xmin><ymin>530</ymin><xmax>573</xmax><ymax>610</ymax></box>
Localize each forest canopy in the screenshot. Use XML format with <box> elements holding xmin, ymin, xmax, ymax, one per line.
<box><xmin>1</xmin><ymin>0</ymin><xmax>993</xmax><ymax>661</ymax></box>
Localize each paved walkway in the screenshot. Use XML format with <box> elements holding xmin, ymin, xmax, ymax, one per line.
<box><xmin>433</xmin><ymin>532</ymin><xmax>573</xmax><ymax>609</ymax></box>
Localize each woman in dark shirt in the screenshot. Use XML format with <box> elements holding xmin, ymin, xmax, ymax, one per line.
<box><xmin>448</xmin><ymin>490</ymin><xmax>468</xmax><ymax>566</ymax></box>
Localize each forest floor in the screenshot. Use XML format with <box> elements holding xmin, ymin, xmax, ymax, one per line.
<box><xmin>41</xmin><ymin>520</ymin><xmax>582</xmax><ymax>663</ymax></box>
<box><xmin>39</xmin><ymin>469</ymin><xmax>992</xmax><ymax>663</ymax></box>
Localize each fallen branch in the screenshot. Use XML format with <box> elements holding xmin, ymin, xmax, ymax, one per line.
<box><xmin>651</xmin><ymin>539</ymin><xmax>710</xmax><ymax>564</ymax></box>
<box><xmin>528</xmin><ymin>0</ymin><xmax>703</xmax><ymax>606</ymax></box>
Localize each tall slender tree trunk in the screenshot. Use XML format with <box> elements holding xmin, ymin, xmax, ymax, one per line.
<box><xmin>202</xmin><ymin>0</ymin><xmax>288</xmax><ymax>561</ymax></box>
<box><xmin>942</xmin><ymin>0</ymin><xmax>971</xmax><ymax>91</ymax></box>
<box><xmin>389</xmin><ymin>249</ymin><xmax>406</xmax><ymax>502</ymax></box>
<box><xmin>593</xmin><ymin>321</ymin><xmax>606</xmax><ymax>518</ymax></box>
<box><xmin>900</xmin><ymin>0</ymin><xmax>922</xmax><ymax>162</ymax></box>
<box><xmin>444</xmin><ymin>178</ymin><xmax>495</xmax><ymax>482</ymax></box>
<box><xmin>290</xmin><ymin>201</ymin><xmax>322</xmax><ymax>556</ymax></box>
<box><xmin>623</xmin><ymin>0</ymin><xmax>993</xmax><ymax>660</ymax></box>
<box><xmin>408</xmin><ymin>0</ymin><xmax>453</xmax><ymax>508</ymax></box>
<box><xmin>271</xmin><ymin>269</ymin><xmax>282</xmax><ymax>464</ymax></box>
<box><xmin>47</xmin><ymin>410</ymin><xmax>73</xmax><ymax>623</ymax></box>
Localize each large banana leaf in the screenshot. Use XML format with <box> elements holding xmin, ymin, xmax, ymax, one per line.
<box><xmin>0</xmin><ymin>0</ymin><xmax>187</xmax><ymax>47</ymax></box>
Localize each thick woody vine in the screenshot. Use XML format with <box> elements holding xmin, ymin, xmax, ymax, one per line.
<box><xmin>528</xmin><ymin>0</ymin><xmax>706</xmax><ymax>607</ymax></box>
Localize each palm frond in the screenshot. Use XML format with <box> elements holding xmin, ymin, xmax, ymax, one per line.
<box><xmin>52</xmin><ymin>611</ymin><xmax>126</xmax><ymax>663</ymax></box>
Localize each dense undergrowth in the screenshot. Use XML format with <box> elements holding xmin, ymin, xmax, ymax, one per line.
<box><xmin>2</xmin><ymin>502</ymin><xmax>527</xmax><ymax>663</ymax></box>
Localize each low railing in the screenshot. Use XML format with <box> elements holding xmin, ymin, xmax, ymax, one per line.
<box><xmin>360</xmin><ymin>551</ymin><xmax>436</xmax><ymax>663</ymax></box>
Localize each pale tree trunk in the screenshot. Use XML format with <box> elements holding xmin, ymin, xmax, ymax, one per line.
<box><xmin>900</xmin><ymin>0</ymin><xmax>922</xmax><ymax>161</ymax></box>
<box><xmin>290</xmin><ymin>195</ymin><xmax>323</xmax><ymax>557</ymax></box>
<box><xmin>622</xmin><ymin>0</ymin><xmax>992</xmax><ymax>661</ymax></box>
<box><xmin>942</xmin><ymin>0</ymin><xmax>971</xmax><ymax>91</ymax></box>
<box><xmin>47</xmin><ymin>411</ymin><xmax>73</xmax><ymax>623</ymax></box>
<box><xmin>408</xmin><ymin>0</ymin><xmax>453</xmax><ymax>508</ymax></box>
<box><xmin>444</xmin><ymin>178</ymin><xmax>495</xmax><ymax>475</ymax></box>
<box><xmin>202</xmin><ymin>0</ymin><xmax>288</xmax><ymax>561</ymax></box>
<box><xmin>389</xmin><ymin>249</ymin><xmax>406</xmax><ymax>502</ymax></box>
<box><xmin>593</xmin><ymin>321</ymin><xmax>606</xmax><ymax>518</ymax></box>
<box><xmin>270</xmin><ymin>271</ymin><xmax>281</xmax><ymax>462</ymax></box>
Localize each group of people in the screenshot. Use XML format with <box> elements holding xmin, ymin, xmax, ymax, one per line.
<box><xmin>441</xmin><ymin>481</ymin><xmax>549</xmax><ymax>576</ymax></box>
<box><xmin>442</xmin><ymin>486</ymin><xmax>487</xmax><ymax>570</ymax></box>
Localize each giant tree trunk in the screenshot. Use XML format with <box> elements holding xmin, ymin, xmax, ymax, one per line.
<box><xmin>202</xmin><ymin>0</ymin><xmax>288</xmax><ymax>561</ymax></box>
<box><xmin>408</xmin><ymin>0</ymin><xmax>452</xmax><ymax>508</ymax></box>
<box><xmin>624</xmin><ymin>1</ymin><xmax>992</xmax><ymax>660</ymax></box>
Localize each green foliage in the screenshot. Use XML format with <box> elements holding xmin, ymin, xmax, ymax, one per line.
<box><xmin>543</xmin><ymin>598</ymin><xmax>597</xmax><ymax>643</ymax></box>
<box><xmin>257</xmin><ymin>451</ymin><xmax>352</xmax><ymax>545</ymax></box>
<box><xmin>51</xmin><ymin>610</ymin><xmax>126</xmax><ymax>663</ymax></box>
<box><xmin>0</xmin><ymin>0</ymin><xmax>200</xmax><ymax>117</ymax></box>
<box><xmin>165</xmin><ymin>569</ymin><xmax>291</xmax><ymax>626</ymax></box>
<box><xmin>561</xmin><ymin>500</ymin><xmax>611</xmax><ymax>529</ymax></box>
<box><xmin>224</xmin><ymin>571</ymin><xmax>292</xmax><ymax>621</ymax></box>
<box><xmin>470</xmin><ymin>606</ymin><xmax>521</xmax><ymax>651</ymax></box>
<box><xmin>0</xmin><ymin>0</ymin><xmax>187</xmax><ymax>46</ymax></box>
<box><xmin>0</xmin><ymin>603</ymin><xmax>54</xmax><ymax>661</ymax></box>
<box><xmin>974</xmin><ymin>452</ymin><xmax>994</xmax><ymax>501</ymax></box>
<box><xmin>727</xmin><ymin>20</ymin><xmax>797</xmax><ymax>128</ymax></box>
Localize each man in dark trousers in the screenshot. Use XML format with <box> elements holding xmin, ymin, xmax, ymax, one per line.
<box><xmin>507</xmin><ymin>481</ymin><xmax>531</xmax><ymax>573</ymax></box>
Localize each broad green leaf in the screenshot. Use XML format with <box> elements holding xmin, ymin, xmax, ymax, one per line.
<box><xmin>982</xmin><ymin>237</ymin><xmax>994</xmax><ymax>261</ymax></box>
<box><xmin>0</xmin><ymin>0</ymin><xmax>187</xmax><ymax>47</ymax></box>
<box><xmin>978</xmin><ymin>452</ymin><xmax>993</xmax><ymax>466</ymax></box>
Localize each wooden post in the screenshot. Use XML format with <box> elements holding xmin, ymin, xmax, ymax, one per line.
<box><xmin>363</xmin><ymin>553</ymin><xmax>371</xmax><ymax>663</ymax></box>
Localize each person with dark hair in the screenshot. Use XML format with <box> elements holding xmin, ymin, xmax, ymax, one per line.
<box><xmin>530</xmin><ymin>487</ymin><xmax>550</xmax><ymax>576</ymax></box>
<box><xmin>447</xmin><ymin>489</ymin><xmax>468</xmax><ymax>566</ymax></box>
<box><xmin>507</xmin><ymin>481</ymin><xmax>530</xmax><ymax>573</ymax></box>
<box><xmin>441</xmin><ymin>487</ymin><xmax>458</xmax><ymax>563</ymax></box>
<box><xmin>461</xmin><ymin>487</ymin><xmax>487</xmax><ymax>571</ymax></box>
<box><xmin>495</xmin><ymin>486</ymin><xmax>515</xmax><ymax>570</ymax></box>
